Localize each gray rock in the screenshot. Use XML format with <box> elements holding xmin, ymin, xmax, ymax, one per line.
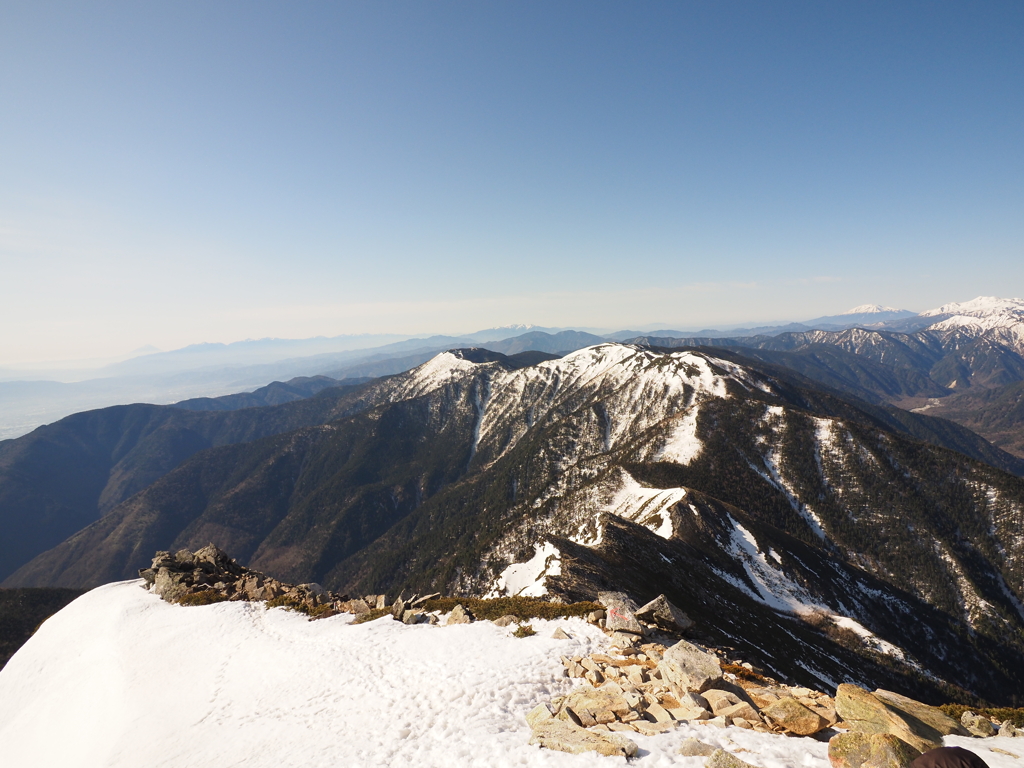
<box><xmin>551</xmin><ymin>627</ymin><xmax>571</xmax><ymax>640</ymax></box>
<box><xmin>174</xmin><ymin>549</ymin><xmax>195</xmax><ymax>568</ymax></box>
<box><xmin>375</xmin><ymin>595</ymin><xmax>387</xmax><ymax>610</ymax></box>
<box><xmin>401</xmin><ymin>610</ymin><xmax>425</xmax><ymax>625</ymax></box>
<box><xmin>835</xmin><ymin>685</ymin><xmax>942</xmax><ymax>754</ymax></box>
<box><xmin>411</xmin><ymin>592</ymin><xmax>440</xmax><ymax>607</ymax></box>
<box><xmin>529</xmin><ymin>719</ymin><xmax>638</xmax><ymax>758</ymax></box>
<box><xmin>678</xmin><ymin>738</ymin><xmax>717</xmax><ymax>757</ymax></box>
<box><xmin>657</xmin><ymin>639</ymin><xmax>723</xmax><ymax>693</ymax></box>
<box><xmin>705</xmin><ymin>748</ymin><xmax>760</xmax><ymax>768</ymax></box>
<box><xmin>961</xmin><ymin>712</ymin><xmax>996</xmax><ymax>738</ymax></box>
<box><xmin>636</xmin><ymin>594</ymin><xmax>694</xmax><ymax>631</ymax></box>
<box><xmin>597</xmin><ymin>591</ymin><xmax>644</xmax><ymax>635</ymax></box>
<box><xmin>493</xmin><ymin>614</ymin><xmax>518</xmax><ymax>627</ymax></box>
<box><xmin>827</xmin><ymin>732</ymin><xmax>921</xmax><ymax>768</ymax></box>
<box><xmin>391</xmin><ymin>598</ymin><xmax>406</xmax><ymax>620</ymax></box>
<box><xmin>446</xmin><ymin>604</ymin><xmax>473</xmax><ymax>625</ymax></box>
<box><xmin>152</xmin><ymin>568</ymin><xmax>188</xmax><ymax>602</ymax></box>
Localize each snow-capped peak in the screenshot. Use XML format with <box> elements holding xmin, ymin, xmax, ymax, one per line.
<box><xmin>918</xmin><ymin>296</ymin><xmax>1024</xmax><ymax>318</ymax></box>
<box><xmin>840</xmin><ymin>304</ymin><xmax>903</xmax><ymax>315</ymax></box>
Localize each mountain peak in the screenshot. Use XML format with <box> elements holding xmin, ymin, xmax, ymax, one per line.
<box><xmin>840</xmin><ymin>304</ymin><xmax>903</xmax><ymax>315</ymax></box>
<box><xmin>919</xmin><ymin>296</ymin><xmax>1024</xmax><ymax>318</ymax></box>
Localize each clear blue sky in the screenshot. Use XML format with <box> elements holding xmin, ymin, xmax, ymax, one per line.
<box><xmin>1</xmin><ymin>1</ymin><xmax>1022</xmax><ymax>363</ymax></box>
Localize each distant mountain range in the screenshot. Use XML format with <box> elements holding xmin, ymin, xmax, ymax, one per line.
<box><xmin>5</xmin><ymin>342</ymin><xmax>1024</xmax><ymax>705</ymax></box>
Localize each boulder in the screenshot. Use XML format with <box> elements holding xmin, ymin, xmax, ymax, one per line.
<box><xmin>960</xmin><ymin>712</ymin><xmax>995</xmax><ymax>738</ymax></box>
<box><xmin>526</xmin><ymin>703</ymin><xmax>554</xmax><ymax>728</ymax></box>
<box><xmin>703</xmin><ymin>689</ymin><xmax>744</xmax><ymax>715</ymax></box>
<box><xmin>633</xmin><ymin>720</ymin><xmax>676</xmax><ymax>736</ymax></box>
<box><xmin>1001</xmin><ymin>722</ymin><xmax>1021</xmax><ymax>738</ymax></box>
<box><xmin>836</xmin><ymin>685</ymin><xmax>943</xmax><ymax>754</ymax></box>
<box><xmin>493</xmin><ymin>615</ymin><xmax>518</xmax><ymax>627</ymax></box>
<box><xmin>762</xmin><ymin>697</ymin><xmax>829</xmax><ymax>736</ymax></box>
<box><xmin>391</xmin><ymin>598</ymin><xmax>406</xmax><ymax>620</ymax></box>
<box><xmin>828</xmin><ymin>732</ymin><xmax>921</xmax><ymax>768</ymax></box>
<box><xmin>152</xmin><ymin>569</ymin><xmax>188</xmax><ymax>602</ymax></box>
<box><xmin>529</xmin><ymin>720</ymin><xmax>638</xmax><ymax>758</ymax></box>
<box><xmin>343</xmin><ymin>598</ymin><xmax>370</xmax><ymax>615</ymax></box>
<box><xmin>678</xmin><ymin>738</ymin><xmax>717</xmax><ymax>756</ymax></box>
<box><xmin>597</xmin><ymin>591</ymin><xmax>644</xmax><ymax>635</ymax></box>
<box><xmin>558</xmin><ymin>687</ymin><xmax>632</xmax><ymax>727</ymax></box>
<box><xmin>658</xmin><ymin>640</ymin><xmax>723</xmax><ymax>693</ymax></box>
<box><xmin>872</xmin><ymin>690</ymin><xmax>969</xmax><ymax>737</ymax></box>
<box><xmin>401</xmin><ymin>610</ymin><xmax>425</xmax><ymax>625</ymax></box>
<box><xmin>551</xmin><ymin>627</ymin><xmax>571</xmax><ymax>640</ymax></box>
<box><xmin>636</xmin><ymin>594</ymin><xmax>694</xmax><ymax>631</ymax></box>
<box><xmin>445</xmin><ymin>604</ymin><xmax>473</xmax><ymax>625</ymax></box>
<box><xmin>706</xmin><ymin>748</ymin><xmax>760</xmax><ymax>768</ymax></box>
<box><xmin>719</xmin><ymin>702</ymin><xmax>762</xmax><ymax>724</ymax></box>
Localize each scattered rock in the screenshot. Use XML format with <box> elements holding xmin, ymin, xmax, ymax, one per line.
<box><xmin>835</xmin><ymin>684</ymin><xmax>943</xmax><ymax>754</ymax></box>
<box><xmin>526</xmin><ymin>703</ymin><xmax>554</xmax><ymax>728</ymax></box>
<box><xmin>990</xmin><ymin>748</ymin><xmax>1020</xmax><ymax>758</ymax></box>
<box><xmin>960</xmin><ymin>712</ymin><xmax>996</xmax><ymax>738</ymax></box>
<box><xmin>529</xmin><ymin>719</ymin><xmax>638</xmax><ymax>758</ymax></box>
<box><xmin>633</xmin><ymin>720</ymin><xmax>676</xmax><ymax>736</ymax></box>
<box><xmin>1001</xmin><ymin>722</ymin><xmax>1022</xmax><ymax>738</ymax></box>
<box><xmin>679</xmin><ymin>738</ymin><xmax>717</xmax><ymax>756</ymax></box>
<box><xmin>762</xmin><ymin>696</ymin><xmax>829</xmax><ymax>736</ymax></box>
<box><xmin>706</xmin><ymin>748</ymin><xmax>760</xmax><ymax>768</ymax></box>
<box><xmin>828</xmin><ymin>732</ymin><xmax>921</xmax><ymax>768</ymax></box>
<box><xmin>445</xmin><ymin>604</ymin><xmax>473</xmax><ymax>625</ymax></box>
<box><xmin>551</xmin><ymin>627</ymin><xmax>571</xmax><ymax>640</ymax></box>
<box><xmin>493</xmin><ymin>615</ymin><xmax>518</xmax><ymax>627</ymax></box>
<box><xmin>636</xmin><ymin>594</ymin><xmax>694</xmax><ymax>632</ymax></box>
<box><xmin>597</xmin><ymin>591</ymin><xmax>644</xmax><ymax>635</ymax></box>
<box><xmin>658</xmin><ymin>639</ymin><xmax>724</xmax><ymax>693</ymax></box>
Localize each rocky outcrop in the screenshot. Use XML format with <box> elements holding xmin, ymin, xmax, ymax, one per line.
<box><xmin>596</xmin><ymin>592</ymin><xmax>643</xmax><ymax>635</ymax></box>
<box><xmin>871</xmin><ymin>690</ymin><xmax>969</xmax><ymax>737</ymax></box>
<box><xmin>139</xmin><ymin>545</ymin><xmax>349</xmax><ymax>618</ymax></box>
<box><xmin>835</xmin><ymin>685</ymin><xmax>943</xmax><ymax>754</ymax></box>
<box><xmin>527</xmin><ymin>704</ymin><xmax>637</xmax><ymax>758</ymax></box>
<box><xmin>828</xmin><ymin>732</ymin><xmax>921</xmax><ymax>768</ymax></box>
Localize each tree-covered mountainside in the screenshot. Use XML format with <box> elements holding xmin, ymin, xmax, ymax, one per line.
<box><xmin>7</xmin><ymin>345</ymin><xmax>1023</xmax><ymax>703</ymax></box>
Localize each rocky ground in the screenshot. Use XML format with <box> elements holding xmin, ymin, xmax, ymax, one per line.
<box><xmin>142</xmin><ymin>546</ymin><xmax>1024</xmax><ymax>767</ymax></box>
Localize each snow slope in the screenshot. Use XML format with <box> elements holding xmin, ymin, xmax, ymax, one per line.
<box><xmin>2</xmin><ymin>584</ymin><xmax>1020</xmax><ymax>768</ymax></box>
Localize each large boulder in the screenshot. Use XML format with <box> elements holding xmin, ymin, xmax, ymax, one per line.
<box><xmin>597</xmin><ymin>592</ymin><xmax>644</xmax><ymax>635</ymax></box>
<box><xmin>960</xmin><ymin>712</ymin><xmax>995</xmax><ymax>738</ymax></box>
<box><xmin>872</xmin><ymin>690</ymin><xmax>969</xmax><ymax>737</ymax></box>
<box><xmin>635</xmin><ymin>594</ymin><xmax>694</xmax><ymax>632</ymax></box>
<box><xmin>828</xmin><ymin>732</ymin><xmax>921</xmax><ymax>768</ymax></box>
<box><xmin>658</xmin><ymin>640</ymin><xmax>724</xmax><ymax>693</ymax></box>
<box><xmin>445</xmin><ymin>604</ymin><xmax>473</xmax><ymax>625</ymax></box>
<box><xmin>529</xmin><ymin>720</ymin><xmax>637</xmax><ymax>758</ymax></box>
<box><xmin>762</xmin><ymin>697</ymin><xmax>828</xmax><ymax>736</ymax></box>
<box><xmin>835</xmin><ymin>685</ymin><xmax>943</xmax><ymax>754</ymax></box>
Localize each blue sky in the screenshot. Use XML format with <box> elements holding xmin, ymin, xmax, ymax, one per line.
<box><xmin>1</xmin><ymin>1</ymin><xmax>1022</xmax><ymax>363</ymax></box>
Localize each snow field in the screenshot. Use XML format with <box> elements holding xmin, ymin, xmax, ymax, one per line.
<box><xmin>0</xmin><ymin>583</ymin><xmax>1018</xmax><ymax>768</ymax></box>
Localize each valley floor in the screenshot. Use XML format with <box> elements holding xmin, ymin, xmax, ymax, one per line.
<box><xmin>0</xmin><ymin>583</ymin><xmax>1018</xmax><ymax>768</ymax></box>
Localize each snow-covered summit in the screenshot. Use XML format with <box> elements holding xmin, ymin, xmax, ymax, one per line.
<box><xmin>919</xmin><ymin>296</ymin><xmax>1024</xmax><ymax>321</ymax></box>
<box><xmin>915</xmin><ymin>297</ymin><xmax>1024</xmax><ymax>351</ymax></box>
<box><xmin>840</xmin><ymin>304</ymin><xmax>903</xmax><ymax>315</ymax></box>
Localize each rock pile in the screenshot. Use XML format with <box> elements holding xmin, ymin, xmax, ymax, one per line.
<box><xmin>140</xmin><ymin>545</ymin><xmax>352</xmax><ymax>618</ymax></box>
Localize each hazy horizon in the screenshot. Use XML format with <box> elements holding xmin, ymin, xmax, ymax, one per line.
<box><xmin>3</xmin><ymin>2</ymin><xmax>1021</xmax><ymax>365</ymax></box>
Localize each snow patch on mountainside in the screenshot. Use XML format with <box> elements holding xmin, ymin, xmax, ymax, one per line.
<box><xmin>489</xmin><ymin>542</ymin><xmax>562</xmax><ymax>597</ymax></box>
<box><xmin>655</xmin><ymin>407</ymin><xmax>702</xmax><ymax>465</ymax></box>
<box><xmin>605</xmin><ymin>471</ymin><xmax>688</xmax><ymax>539</ymax></box>
<box><xmin>842</xmin><ymin>305</ymin><xmax>903</xmax><ymax>314</ymax></box>
<box><xmin>723</xmin><ymin>517</ymin><xmax>822</xmax><ymax>614</ymax></box>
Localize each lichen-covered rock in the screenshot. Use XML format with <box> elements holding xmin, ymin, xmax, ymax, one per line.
<box><xmin>705</xmin><ymin>748</ymin><xmax>760</xmax><ymax>768</ymax></box>
<box><xmin>872</xmin><ymin>690</ymin><xmax>969</xmax><ymax>737</ymax></box>
<box><xmin>636</xmin><ymin>594</ymin><xmax>694</xmax><ymax>632</ymax></box>
<box><xmin>835</xmin><ymin>684</ymin><xmax>942</xmax><ymax>754</ymax></box>
<box><xmin>828</xmin><ymin>732</ymin><xmax>921</xmax><ymax>768</ymax></box>
<box><xmin>529</xmin><ymin>719</ymin><xmax>638</xmax><ymax>758</ymax></box>
<box><xmin>762</xmin><ymin>696</ymin><xmax>829</xmax><ymax>736</ymax></box>
<box><xmin>960</xmin><ymin>712</ymin><xmax>996</xmax><ymax>738</ymax></box>
<box><xmin>658</xmin><ymin>640</ymin><xmax>723</xmax><ymax>693</ymax></box>
<box><xmin>597</xmin><ymin>591</ymin><xmax>644</xmax><ymax>635</ymax></box>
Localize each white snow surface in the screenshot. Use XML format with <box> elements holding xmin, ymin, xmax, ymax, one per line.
<box><xmin>656</xmin><ymin>407</ymin><xmax>703</xmax><ymax>465</ymax></box>
<box><xmin>840</xmin><ymin>304</ymin><xmax>902</xmax><ymax>314</ymax></box>
<box><xmin>489</xmin><ymin>542</ymin><xmax>562</xmax><ymax>597</ymax></box>
<box><xmin>1</xmin><ymin>583</ymin><xmax>1017</xmax><ymax>768</ymax></box>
